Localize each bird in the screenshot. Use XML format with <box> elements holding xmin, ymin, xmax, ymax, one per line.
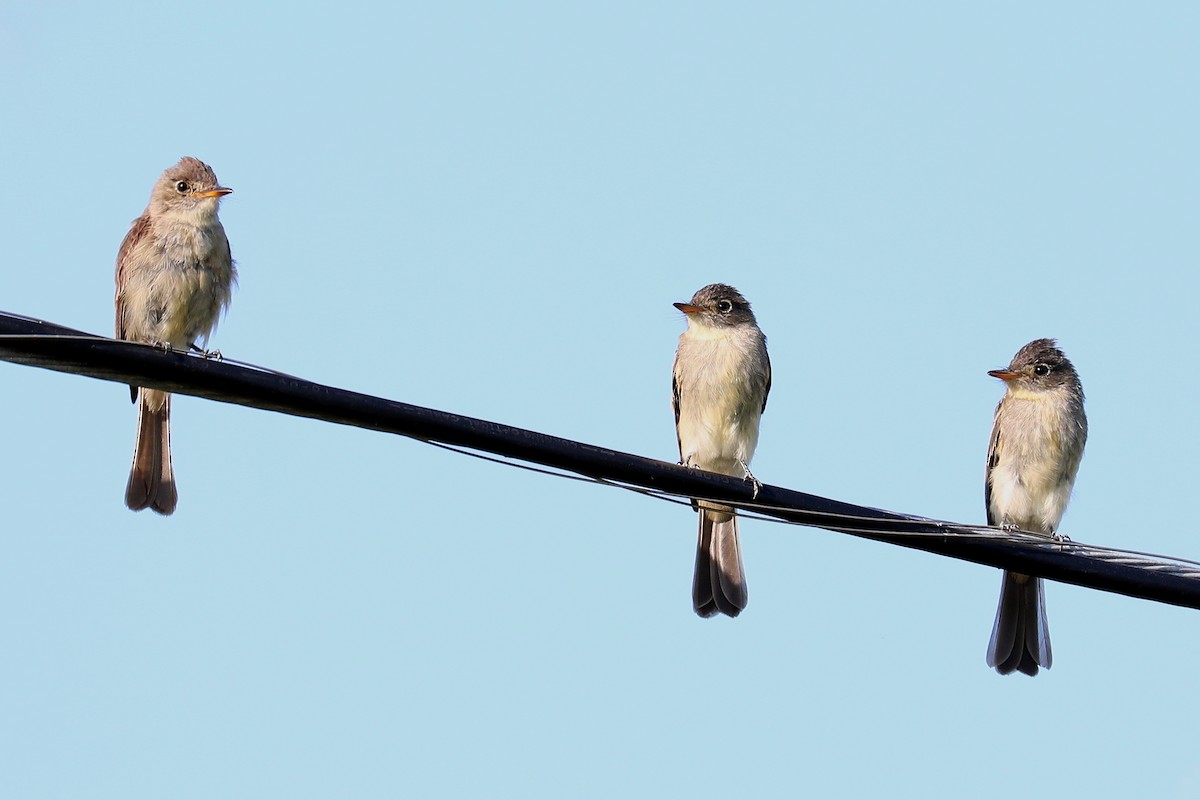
<box><xmin>672</xmin><ymin>283</ymin><xmax>771</xmax><ymax>617</ymax></box>
<box><xmin>984</xmin><ymin>338</ymin><xmax>1087</xmax><ymax>675</ymax></box>
<box><xmin>115</xmin><ymin>156</ymin><xmax>236</xmax><ymax>515</ymax></box>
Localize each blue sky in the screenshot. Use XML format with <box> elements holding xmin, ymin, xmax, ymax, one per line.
<box><xmin>2</xmin><ymin>2</ymin><xmax>1198</xmax><ymax>798</ymax></box>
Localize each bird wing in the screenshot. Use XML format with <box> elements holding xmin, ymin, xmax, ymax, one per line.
<box><xmin>114</xmin><ymin>213</ymin><xmax>151</xmax><ymax>341</ymax></box>
<box><xmin>115</xmin><ymin>213</ymin><xmax>152</xmax><ymax>403</ymax></box>
<box><xmin>984</xmin><ymin>399</ymin><xmax>1004</xmax><ymax>527</ymax></box>
<box><xmin>671</xmin><ymin>353</ymin><xmax>683</xmax><ymax>460</ymax></box>
<box><xmin>761</xmin><ymin>345</ymin><xmax>772</xmax><ymax>414</ymax></box>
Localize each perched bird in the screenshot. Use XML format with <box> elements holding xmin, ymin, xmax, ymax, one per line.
<box><xmin>115</xmin><ymin>157</ymin><xmax>236</xmax><ymax>515</ymax></box>
<box><xmin>984</xmin><ymin>338</ymin><xmax>1087</xmax><ymax>675</ymax></box>
<box><xmin>672</xmin><ymin>284</ymin><xmax>771</xmax><ymax>617</ymax></box>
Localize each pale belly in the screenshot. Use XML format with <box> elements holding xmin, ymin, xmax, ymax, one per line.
<box><xmin>988</xmin><ymin>394</ymin><xmax>1081</xmax><ymax>534</ymax></box>
<box><xmin>122</xmin><ymin>259</ymin><xmax>230</xmax><ymax>349</ymax></box>
<box><xmin>988</xmin><ymin>457</ymin><xmax>1073</xmax><ymax>533</ymax></box>
<box><xmin>675</xmin><ymin>336</ymin><xmax>765</xmax><ymax>477</ymax></box>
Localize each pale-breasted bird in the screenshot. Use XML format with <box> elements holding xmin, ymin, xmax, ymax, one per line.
<box><xmin>984</xmin><ymin>338</ymin><xmax>1087</xmax><ymax>675</ymax></box>
<box><xmin>115</xmin><ymin>156</ymin><xmax>236</xmax><ymax>515</ymax></box>
<box><xmin>672</xmin><ymin>283</ymin><xmax>771</xmax><ymax>618</ymax></box>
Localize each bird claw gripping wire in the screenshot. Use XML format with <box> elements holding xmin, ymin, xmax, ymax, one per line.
<box><xmin>189</xmin><ymin>343</ymin><xmax>223</xmax><ymax>360</ymax></box>
<box><xmin>1050</xmin><ymin>530</ymin><xmax>1073</xmax><ymax>551</ymax></box>
<box><xmin>740</xmin><ymin>460</ymin><xmax>762</xmax><ymax>500</ymax></box>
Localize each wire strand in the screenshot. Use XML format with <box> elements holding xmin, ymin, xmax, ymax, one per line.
<box><xmin>423</xmin><ymin>439</ymin><xmax>1200</xmax><ymax>578</ymax></box>
<box><xmin>3</xmin><ymin>311</ymin><xmax>1199</xmax><ymax>609</ymax></box>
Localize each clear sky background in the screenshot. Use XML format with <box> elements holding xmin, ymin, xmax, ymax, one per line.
<box><xmin>2</xmin><ymin>2</ymin><xmax>1198</xmax><ymax>798</ymax></box>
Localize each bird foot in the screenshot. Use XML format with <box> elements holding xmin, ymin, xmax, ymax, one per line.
<box><xmin>739</xmin><ymin>461</ymin><xmax>761</xmax><ymax>499</ymax></box>
<box><xmin>189</xmin><ymin>343</ymin><xmax>222</xmax><ymax>360</ymax></box>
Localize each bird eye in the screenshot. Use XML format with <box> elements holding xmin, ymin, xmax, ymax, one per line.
<box><xmin>175</xmin><ymin>181</ymin><xmax>189</xmax><ymax>193</ymax></box>
<box><xmin>717</xmin><ymin>300</ymin><xmax>733</xmax><ymax>313</ymax></box>
<box><xmin>1034</xmin><ymin>363</ymin><xmax>1050</xmax><ymax>376</ymax></box>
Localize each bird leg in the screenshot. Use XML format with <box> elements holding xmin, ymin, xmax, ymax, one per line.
<box><xmin>739</xmin><ymin>460</ymin><xmax>761</xmax><ymax>499</ymax></box>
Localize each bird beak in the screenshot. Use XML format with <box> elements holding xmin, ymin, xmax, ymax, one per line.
<box><xmin>674</xmin><ymin>303</ymin><xmax>702</xmax><ymax>315</ymax></box>
<box><xmin>195</xmin><ymin>187</ymin><xmax>233</xmax><ymax>198</ymax></box>
<box><xmin>988</xmin><ymin>369</ymin><xmax>1020</xmax><ymax>381</ymax></box>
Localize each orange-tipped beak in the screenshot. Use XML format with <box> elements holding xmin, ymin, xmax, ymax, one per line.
<box><xmin>988</xmin><ymin>369</ymin><xmax>1020</xmax><ymax>381</ymax></box>
<box><xmin>674</xmin><ymin>302</ymin><xmax>702</xmax><ymax>314</ymax></box>
<box><xmin>195</xmin><ymin>187</ymin><xmax>233</xmax><ymax>198</ymax></box>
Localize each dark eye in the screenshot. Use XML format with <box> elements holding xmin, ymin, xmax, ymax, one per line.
<box><xmin>1034</xmin><ymin>363</ymin><xmax>1051</xmax><ymax>376</ymax></box>
<box><xmin>175</xmin><ymin>181</ymin><xmax>189</xmax><ymax>193</ymax></box>
<box><xmin>716</xmin><ymin>300</ymin><xmax>733</xmax><ymax>313</ymax></box>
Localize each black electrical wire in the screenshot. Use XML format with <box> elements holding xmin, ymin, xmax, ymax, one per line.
<box><xmin>1</xmin><ymin>309</ymin><xmax>1198</xmax><ymax>611</ymax></box>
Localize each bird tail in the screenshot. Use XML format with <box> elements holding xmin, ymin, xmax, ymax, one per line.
<box><xmin>125</xmin><ymin>389</ymin><xmax>177</xmax><ymax>515</ymax></box>
<box><xmin>692</xmin><ymin>504</ymin><xmax>748</xmax><ymax>618</ymax></box>
<box><xmin>986</xmin><ymin>571</ymin><xmax>1051</xmax><ymax>676</ymax></box>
